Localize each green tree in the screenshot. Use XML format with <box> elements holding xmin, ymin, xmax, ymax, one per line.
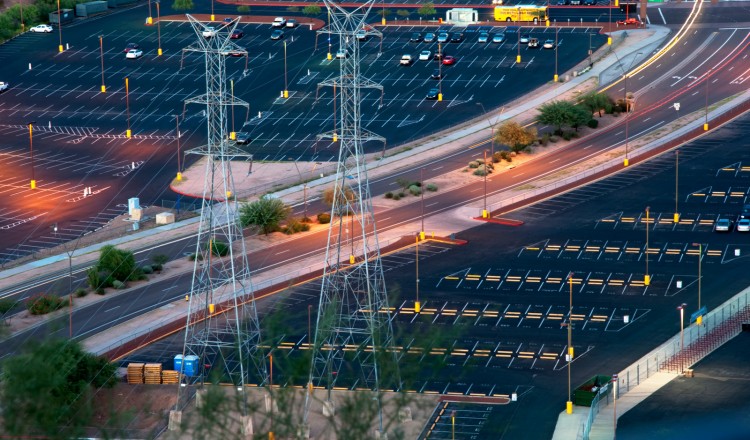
<box><xmin>418</xmin><ymin>1</ymin><xmax>436</xmax><ymax>16</ymax></box>
<box><xmin>495</xmin><ymin>121</ymin><xmax>537</xmax><ymax>153</ymax></box>
<box><xmin>96</xmin><ymin>245</ymin><xmax>138</xmax><ymax>282</ymax></box>
<box><xmin>579</xmin><ymin>92</ymin><xmax>612</xmax><ymax>117</ymax></box>
<box><xmin>239</xmin><ymin>197</ymin><xmax>290</xmax><ymax>234</ymax></box>
<box><xmin>0</xmin><ymin>339</ymin><xmax>117</xmax><ymax>439</ymax></box>
<box><xmin>537</xmin><ymin>100</ymin><xmax>575</xmax><ymax>134</ymax></box>
<box><xmin>237</xmin><ymin>5</ymin><xmax>249</xmax><ymax>13</ymax></box>
<box><xmin>570</xmin><ymin>105</ymin><xmax>593</xmax><ymax>131</ymax></box>
<box><xmin>322</xmin><ymin>186</ymin><xmax>356</xmax><ymax>216</ymax></box>
<box><xmin>302</xmin><ymin>4</ymin><xmax>321</xmax><ymax>15</ymax></box>
<box><xmin>379</xmin><ymin>8</ymin><xmax>392</xmax><ymax>18</ymax></box>
<box><xmin>396</xmin><ymin>9</ymin><xmax>410</xmax><ymax>17</ymax></box>
<box><xmin>172</xmin><ymin>0</ymin><xmax>193</xmax><ymax>11</ymax></box>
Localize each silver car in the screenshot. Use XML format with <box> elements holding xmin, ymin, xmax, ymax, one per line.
<box><xmin>714</xmin><ymin>218</ymin><xmax>732</xmax><ymax>232</ymax></box>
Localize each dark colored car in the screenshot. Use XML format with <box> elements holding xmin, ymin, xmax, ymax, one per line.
<box><xmin>235</xmin><ymin>132</ymin><xmax>251</xmax><ymax>144</ymax></box>
<box><xmin>426</xmin><ymin>88</ymin><xmax>439</xmax><ymax>100</ymax></box>
<box><xmin>123</xmin><ymin>42</ymin><xmax>139</xmax><ymax>53</ymax></box>
<box><xmin>450</xmin><ymin>33</ymin><xmax>464</xmax><ymax>43</ymax></box>
<box><xmin>431</xmin><ymin>69</ymin><xmax>442</xmax><ymax>79</ymax></box>
<box><xmin>231</xmin><ymin>29</ymin><xmax>244</xmax><ymax>39</ymax></box>
<box><xmin>271</xmin><ymin>29</ymin><xmax>284</xmax><ymax>40</ymax></box>
<box><xmin>410</xmin><ymin>32</ymin><xmax>422</xmax><ymax>42</ymax></box>
<box><xmin>433</xmin><ymin>51</ymin><xmax>446</xmax><ymax>61</ymax></box>
<box><xmin>583</xmin><ymin>0</ymin><xmax>596</xmax><ymax>5</ymax></box>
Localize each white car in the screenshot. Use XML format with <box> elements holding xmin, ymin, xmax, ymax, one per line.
<box><xmin>125</xmin><ymin>49</ymin><xmax>143</xmax><ymax>59</ymax></box>
<box><xmin>419</xmin><ymin>50</ymin><xmax>431</xmax><ymax>61</ymax></box>
<box><xmin>30</xmin><ymin>24</ymin><xmax>53</xmax><ymax>33</ymax></box>
<box><xmin>714</xmin><ymin>218</ymin><xmax>732</xmax><ymax>232</ymax></box>
<box><xmin>202</xmin><ymin>26</ymin><xmax>216</xmax><ymax>38</ymax></box>
<box><xmin>272</xmin><ymin>17</ymin><xmax>286</xmax><ymax>27</ymax></box>
<box><xmin>336</xmin><ymin>49</ymin><xmax>347</xmax><ymax>59</ymax></box>
<box><xmin>400</xmin><ymin>54</ymin><xmax>412</xmax><ymax>66</ymax></box>
<box><xmin>737</xmin><ymin>218</ymin><xmax>750</xmax><ymax>232</ymax></box>
<box><xmin>543</xmin><ymin>39</ymin><xmax>556</xmax><ymax>49</ymax></box>
<box><xmin>520</xmin><ymin>34</ymin><xmax>530</xmax><ymax>44</ymax></box>
<box><xmin>0</xmin><ymin>82</ymin><xmax>8</xmax><ymax>92</ymax></box>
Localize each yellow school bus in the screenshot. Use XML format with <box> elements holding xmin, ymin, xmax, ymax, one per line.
<box><xmin>494</xmin><ymin>5</ymin><xmax>548</xmax><ymax>24</ymax></box>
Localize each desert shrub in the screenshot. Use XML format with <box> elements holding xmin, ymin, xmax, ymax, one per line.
<box><xmin>141</xmin><ymin>265</ymin><xmax>153</xmax><ymax>275</ymax></box>
<box><xmin>468</xmin><ymin>161</ymin><xmax>480</xmax><ymax>169</ymax></box>
<box><xmin>409</xmin><ymin>185</ymin><xmax>421</xmax><ymax>196</ymax></box>
<box><xmin>112</xmin><ymin>280</ymin><xmax>125</xmax><ymax>290</ymax></box>
<box><xmin>237</xmin><ymin>5</ymin><xmax>249</xmax><ymax>12</ymax></box>
<box><xmin>393</xmin><ymin>194</ymin><xmax>401</xmax><ymax>201</ymax></box>
<box><xmin>209</xmin><ymin>241</ymin><xmax>229</xmax><ymax>257</ymax></box>
<box><xmin>26</xmin><ymin>294</ymin><xmax>67</xmax><ymax>315</ymax></box>
<box><xmin>286</xmin><ymin>6</ymin><xmax>299</xmax><ymax>12</ymax></box>
<box><xmin>152</xmin><ymin>254</ymin><xmax>169</xmax><ymax>266</ymax></box>
<box><xmin>587</xmin><ymin>119</ymin><xmax>598</xmax><ymax>128</ymax></box>
<box><xmin>562</xmin><ymin>131</ymin><xmax>573</xmax><ymax>141</ymax></box>
<box><xmin>188</xmin><ymin>253</ymin><xmax>204</xmax><ymax>262</ymax></box>
<box><xmin>499</xmin><ymin>151</ymin><xmax>512</xmax><ymax>162</ymax></box>
<box><xmin>473</xmin><ymin>165</ymin><xmax>490</xmax><ymax>176</ymax></box>
<box><xmin>152</xmin><ymin>263</ymin><xmax>163</xmax><ymax>272</ymax></box>
<box><xmin>426</xmin><ymin>183</ymin><xmax>438</xmax><ymax>192</ymax></box>
<box><xmin>398</xmin><ymin>192</ymin><xmax>406</xmax><ymax>198</ymax></box>
<box><xmin>385</xmin><ymin>192</ymin><xmax>394</xmax><ymax>199</ymax></box>
<box><xmin>302</xmin><ymin>4</ymin><xmax>321</xmax><ymax>15</ymax></box>
<box><xmin>396</xmin><ymin>9</ymin><xmax>409</xmax><ymax>16</ymax></box>
<box><xmin>282</xmin><ymin>218</ymin><xmax>311</xmax><ymax>235</ymax></box>
<box><xmin>317</xmin><ymin>213</ymin><xmax>331</xmax><ymax>224</ymax></box>
<box><xmin>75</xmin><ymin>288</ymin><xmax>88</xmax><ymax>298</ymax></box>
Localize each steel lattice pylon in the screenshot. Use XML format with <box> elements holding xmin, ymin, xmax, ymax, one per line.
<box><xmin>177</xmin><ymin>15</ymin><xmax>267</xmax><ymax>401</ymax></box>
<box><xmin>305</xmin><ymin>0</ymin><xmax>400</xmax><ymax>432</ymax></box>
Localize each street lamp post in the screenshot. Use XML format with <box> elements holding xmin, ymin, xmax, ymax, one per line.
<box><xmin>420</xmin><ymin>167</ymin><xmax>425</xmax><ymax>238</ymax></box>
<box><xmin>483</xmin><ymin>149</ymin><xmax>489</xmax><ymax>218</ymax></box>
<box><xmin>156</xmin><ymin>2</ymin><xmax>162</xmax><ymax>56</ymax></box>
<box><xmin>283</xmin><ymin>40</ymin><xmax>288</xmax><ymax>99</ymax></box>
<box><xmin>516</xmin><ymin>15</ymin><xmax>521</xmax><ymax>64</ymax></box>
<box><xmin>99</xmin><ymin>36</ymin><xmax>106</xmax><ymax>93</ymax></box>
<box><xmin>566</xmin><ymin>272</ymin><xmax>574</xmax><ymax>414</ymax></box>
<box><xmin>147</xmin><ymin>0</ymin><xmax>153</xmax><ymax>24</ymax></box>
<box><xmin>415</xmin><ymin>235</ymin><xmax>421</xmax><ymax>313</ymax></box>
<box><xmin>692</xmin><ymin>242</ymin><xmax>703</xmax><ymax>325</ymax></box>
<box><xmin>554</xmin><ymin>26</ymin><xmax>559</xmax><ymax>82</ymax></box>
<box><xmin>125</xmin><ymin>77</ymin><xmax>132</xmax><ymax>138</ymax></box>
<box><xmin>230</xmin><ymin>79</ymin><xmax>236</xmax><ymax>139</ymax></box>
<box><xmin>451</xmin><ymin>410</ymin><xmax>456</xmax><ymax>440</ymax></box>
<box><xmin>674</xmin><ymin>150</ymin><xmax>679</xmax><ymax>223</ymax></box>
<box><xmin>608</xmin><ymin>0</ymin><xmax>613</xmax><ymax>45</ymax></box>
<box><xmin>621</xmin><ymin>52</ymin><xmax>642</xmax><ymax>167</ymax></box>
<box><xmin>644</xmin><ymin>206</ymin><xmax>650</xmax><ymax>286</ymax></box>
<box><xmin>175</xmin><ymin>115</ymin><xmax>182</xmax><ymax>181</ymax></box>
<box><xmin>57</xmin><ymin>0</ymin><xmax>64</xmax><ymax>52</ymax></box>
<box><xmin>28</xmin><ymin>121</ymin><xmax>36</xmax><ymax>189</ymax></box>
<box><xmin>612</xmin><ymin>373</ymin><xmax>618</xmax><ymax>439</ymax></box>
<box><xmin>704</xmin><ymin>69</ymin><xmax>710</xmax><ymax>131</ymax></box>
<box><xmin>438</xmin><ymin>42</ymin><xmax>443</xmax><ymax>101</ymax></box>
<box><xmin>677</xmin><ymin>303</ymin><xmax>687</xmax><ymax>373</ymax></box>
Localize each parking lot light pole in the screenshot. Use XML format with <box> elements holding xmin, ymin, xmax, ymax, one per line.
<box><xmin>415</xmin><ymin>235</ymin><xmax>421</xmax><ymax>313</ymax></box>
<box><xmin>146</xmin><ymin>0</ymin><xmax>153</xmax><ymax>24</ymax></box>
<box><xmin>678</xmin><ymin>303</ymin><xmax>687</xmax><ymax>372</ymax></box>
<box><xmin>283</xmin><ymin>41</ymin><xmax>289</xmax><ymax>99</ymax></box>
<box><xmin>230</xmin><ymin>80</ymin><xmax>236</xmax><ymax>140</ymax></box>
<box><xmin>156</xmin><ymin>2</ymin><xmax>162</xmax><ymax>56</ymax></box>
<box><xmin>175</xmin><ymin>115</ymin><xmax>182</xmax><ymax>181</ymax></box>
<box><xmin>554</xmin><ymin>26</ymin><xmax>559</xmax><ymax>82</ymax></box>
<box><xmin>608</xmin><ymin>0</ymin><xmax>612</xmax><ymax>45</ymax></box>
<box><xmin>674</xmin><ymin>150</ymin><xmax>679</xmax><ymax>223</ymax></box>
<box><xmin>692</xmin><ymin>242</ymin><xmax>703</xmax><ymax>324</ymax></box>
<box><xmin>644</xmin><ymin>206</ymin><xmax>650</xmax><ymax>286</ymax></box>
<box><xmin>612</xmin><ymin>373</ymin><xmax>618</xmax><ymax>439</ymax></box>
<box><xmin>99</xmin><ymin>36</ymin><xmax>106</xmax><ymax>92</ymax></box>
<box><xmin>483</xmin><ymin>149</ymin><xmax>489</xmax><ymax>218</ymax></box>
<box><xmin>516</xmin><ymin>13</ymin><xmax>521</xmax><ymax>64</ymax></box>
<box><xmin>210</xmin><ymin>0</ymin><xmax>214</xmax><ymax>22</ymax></box>
<box><xmin>57</xmin><ymin>0</ymin><xmax>64</xmax><ymax>52</ymax></box>
<box><xmin>28</xmin><ymin>122</ymin><xmax>36</xmax><ymax>189</ymax></box>
<box><xmin>438</xmin><ymin>42</ymin><xmax>443</xmax><ymax>101</ymax></box>
<box><xmin>566</xmin><ymin>272</ymin><xmax>574</xmax><ymax>414</ymax></box>
<box><xmin>622</xmin><ymin>52</ymin><xmax>642</xmax><ymax>167</ymax></box>
<box><xmin>125</xmin><ymin>77</ymin><xmax>132</xmax><ymax>138</ymax></box>
<box><xmin>420</xmin><ymin>167</ymin><xmax>425</xmax><ymax>239</ymax></box>
<box><xmin>704</xmin><ymin>69</ymin><xmax>710</xmax><ymax>131</ymax></box>
<box><xmin>451</xmin><ymin>410</ymin><xmax>456</xmax><ymax>440</ymax></box>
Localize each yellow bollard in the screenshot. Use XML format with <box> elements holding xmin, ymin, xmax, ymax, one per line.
<box><xmin>419</xmin><ymin>231</ymin><xmax>425</xmax><ymax>240</ymax></box>
<box><xmin>185</xmin><ymin>295</ymin><xmax>189</xmax><ymax>301</ymax></box>
<box><xmin>349</xmin><ymin>255</ymin><xmax>355</xmax><ymax>264</ymax></box>
<box><xmin>226</xmin><ymin>190</ymin><xmax>232</xmax><ymax>198</ymax></box>
<box><xmin>703</xmin><ymin>123</ymin><xmax>708</xmax><ymax>131</ymax></box>
<box><xmin>59</xmin><ymin>44</ymin><xmax>64</xmax><ymax>53</ymax></box>
<box><xmin>333</xmin><ymin>133</ymin><xmax>338</xmax><ymax>142</ymax></box>
<box><xmin>126</xmin><ymin>129</ymin><xmax>132</xmax><ymax>138</ymax></box>
<box><xmin>516</xmin><ymin>55</ymin><xmax>521</xmax><ymax>63</ymax></box>
<box><xmin>554</xmin><ymin>74</ymin><xmax>558</xmax><ymax>82</ymax></box>
<box><xmin>283</xmin><ymin>90</ymin><xmax>288</xmax><ymax>98</ymax></box>
<box><xmin>566</xmin><ymin>401</ymin><xmax>573</xmax><ymax>414</ymax></box>
<box><xmin>568</xmin><ymin>347</ymin><xmax>574</xmax><ymax>358</ymax></box>
<box><xmin>607</xmin><ymin>36</ymin><xmax>612</xmax><ymax>45</ymax></box>
<box><xmin>230</xmin><ymin>131</ymin><xmax>236</xmax><ymax>140</ymax></box>
<box><xmin>545</xmin><ymin>19</ymin><xmax>550</xmax><ymax>27</ymax></box>
<box><xmin>30</xmin><ymin>179</ymin><xmax>36</xmax><ymax>189</ymax></box>
<box><xmin>101</xmin><ymin>85</ymin><xmax>106</xmax><ymax>93</ymax></box>
<box><xmin>147</xmin><ymin>16</ymin><xmax>153</xmax><ymax>25</ymax></box>
<box><xmin>414</xmin><ymin>301</ymin><xmax>421</xmax><ymax>313</ymax></box>
<box><xmin>269</xmin><ymin>432</ymin><xmax>275</xmax><ymax>440</ymax></box>
<box><xmin>177</xmin><ymin>172</ymin><xmax>182</xmax><ymax>181</ymax></box>
<box><xmin>381</xmin><ymin>17</ymin><xmax>386</xmax><ymax>26</ymax></box>
<box><xmin>158</xmin><ymin>48</ymin><xmax>162</xmax><ymax>56</ymax></box>
<box><xmin>673</xmin><ymin>213</ymin><xmax>679</xmax><ymax>223</ymax></box>
<box><xmin>209</xmin><ymin>303</ymin><xmax>215</xmax><ymax>314</ymax></box>
<box><xmin>210</xmin><ymin>14</ymin><xmax>215</xmax><ymax>21</ymax></box>
<box><xmin>438</xmin><ymin>93</ymin><xmax>443</xmax><ymax>102</ymax></box>
<box><xmin>327</xmin><ymin>52</ymin><xmax>332</xmax><ymax>60</ymax></box>
<box><xmin>697</xmin><ymin>315</ymin><xmax>703</xmax><ymax>326</ymax></box>
<box><xmin>482</xmin><ymin>209</ymin><xmax>488</xmax><ymax>219</ymax></box>
<box><xmin>644</xmin><ymin>274</ymin><xmax>651</xmax><ymax>286</ymax></box>
<box><xmin>615</xmin><ymin>0</ymin><xmax>619</xmax><ymax>5</ymax></box>
<box><xmin>623</xmin><ymin>158</ymin><xmax>629</xmax><ymax>167</ymax></box>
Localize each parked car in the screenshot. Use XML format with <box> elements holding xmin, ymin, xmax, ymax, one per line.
<box><xmin>410</xmin><ymin>32</ymin><xmax>422</xmax><ymax>42</ymax></box>
<box><xmin>231</xmin><ymin>29</ymin><xmax>244</xmax><ymax>39</ymax></box>
<box><xmin>125</xmin><ymin>49</ymin><xmax>143</xmax><ymax>59</ymax></box>
<box><xmin>569</xmin><ymin>0</ymin><xmax>581</xmax><ymax>4</ymax></box>
<box><xmin>520</xmin><ymin>34</ymin><xmax>530</xmax><ymax>44</ymax></box>
<box><xmin>437</xmin><ymin>32</ymin><xmax>449</xmax><ymax>43</ymax></box>
<box><xmin>220</xmin><ymin>49</ymin><xmax>245</xmax><ymax>57</ymax></box>
<box><xmin>221</xmin><ymin>17</ymin><xmax>233</xmax><ymax>26</ymax></box>
<box><xmin>271</xmin><ymin>29</ymin><xmax>284</xmax><ymax>40</ymax></box>
<box><xmin>426</xmin><ymin>87</ymin><xmax>439</xmax><ymax>100</ymax></box>
<box><xmin>202</xmin><ymin>27</ymin><xmax>216</xmax><ymax>38</ymax></box>
<box><xmin>442</xmin><ymin>55</ymin><xmax>456</xmax><ymax>65</ymax></box>
<box><xmin>450</xmin><ymin>33</ymin><xmax>464</xmax><ymax>43</ymax></box>
<box><xmin>235</xmin><ymin>132</ymin><xmax>251</xmax><ymax>145</ymax></box>
<box><xmin>424</xmin><ymin>32</ymin><xmax>436</xmax><ymax>43</ymax></box>
<box><xmin>30</xmin><ymin>24</ymin><xmax>53</xmax><ymax>33</ymax></box>
<box><xmin>433</xmin><ymin>51</ymin><xmax>446</xmax><ymax>61</ymax></box>
<box><xmin>356</xmin><ymin>30</ymin><xmax>367</xmax><ymax>40</ymax></box>
<box><xmin>419</xmin><ymin>50</ymin><xmax>431</xmax><ymax>61</ymax></box>
<box><xmin>584</xmin><ymin>0</ymin><xmax>597</xmax><ymax>5</ymax></box>
<box><xmin>272</xmin><ymin>17</ymin><xmax>286</xmax><ymax>27</ymax></box>
<box><xmin>715</xmin><ymin>218</ymin><xmax>732</xmax><ymax>232</ymax></box>
<box><xmin>286</xmin><ymin>19</ymin><xmax>297</xmax><ymax>28</ymax></box>
<box><xmin>737</xmin><ymin>218</ymin><xmax>750</xmax><ymax>232</ymax></box>
<box><xmin>528</xmin><ymin>37</ymin><xmax>539</xmax><ymax>48</ymax></box>
<box><xmin>400</xmin><ymin>54</ymin><xmax>413</xmax><ymax>66</ymax></box>
<box><xmin>617</xmin><ymin>17</ymin><xmax>641</xmax><ymax>25</ymax></box>
<box><xmin>492</xmin><ymin>33</ymin><xmax>506</xmax><ymax>44</ymax></box>
<box><xmin>336</xmin><ymin>49</ymin><xmax>347</xmax><ymax>59</ymax></box>
<box><xmin>123</xmin><ymin>42</ymin><xmax>140</xmax><ymax>53</ymax></box>
<box><xmin>0</xmin><ymin>81</ymin><xmax>8</xmax><ymax>92</ymax></box>
<box><xmin>556</xmin><ymin>0</ymin><xmax>569</xmax><ymax>5</ymax></box>
<box><xmin>478</xmin><ymin>32</ymin><xmax>489</xmax><ymax>43</ymax></box>
<box><xmin>430</xmin><ymin>69</ymin><xmax>442</xmax><ymax>80</ymax></box>
<box><xmin>543</xmin><ymin>39</ymin><xmax>556</xmax><ymax>49</ymax></box>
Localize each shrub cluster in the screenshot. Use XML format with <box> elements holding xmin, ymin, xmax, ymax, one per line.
<box><xmin>26</xmin><ymin>294</ymin><xmax>68</xmax><ymax>315</ymax></box>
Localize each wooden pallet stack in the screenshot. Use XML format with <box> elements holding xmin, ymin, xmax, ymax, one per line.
<box><xmin>144</xmin><ymin>363</ymin><xmax>163</xmax><ymax>384</ymax></box>
<box><xmin>127</xmin><ymin>363</ymin><xmax>145</xmax><ymax>384</ymax></box>
<box><xmin>161</xmin><ymin>370</ymin><xmax>180</xmax><ymax>384</ymax></box>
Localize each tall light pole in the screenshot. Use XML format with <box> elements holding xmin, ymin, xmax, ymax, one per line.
<box><xmin>566</xmin><ymin>272</ymin><xmax>574</xmax><ymax>414</ymax></box>
<box><xmin>476</xmin><ymin>102</ymin><xmax>498</xmax><ymax>219</ymax></box>
<box><xmin>56</xmin><ymin>0</ymin><xmax>63</xmax><ymax>52</ymax></box>
<box><xmin>146</xmin><ymin>0</ymin><xmax>153</xmax><ymax>24</ymax></box>
<box><xmin>156</xmin><ymin>2</ymin><xmax>162</xmax><ymax>56</ymax></box>
<box><xmin>692</xmin><ymin>242</ymin><xmax>703</xmax><ymax>325</ymax></box>
<box><xmin>704</xmin><ymin>69</ymin><xmax>710</xmax><ymax>131</ymax></box>
<box><xmin>516</xmin><ymin>12</ymin><xmax>522</xmax><ymax>64</ymax></box>
<box><xmin>554</xmin><ymin>25</ymin><xmax>559</xmax><ymax>82</ymax></box>
<box><xmin>621</xmin><ymin>52</ymin><xmax>642</xmax><ymax>167</ymax></box>
<box><xmin>420</xmin><ymin>167</ymin><xmax>425</xmax><ymax>238</ymax></box>
<box><xmin>483</xmin><ymin>149</ymin><xmax>489</xmax><ymax>218</ymax></box>
<box><xmin>210</xmin><ymin>0</ymin><xmax>215</xmax><ymax>22</ymax></box>
<box><xmin>677</xmin><ymin>303</ymin><xmax>687</xmax><ymax>373</ymax></box>
<box><xmin>230</xmin><ymin>79</ymin><xmax>236</xmax><ymax>140</ymax></box>
<box><xmin>415</xmin><ymin>235</ymin><xmax>421</xmax><ymax>313</ymax></box>
<box><xmin>612</xmin><ymin>373</ymin><xmax>618</xmax><ymax>439</ymax></box>
<box><xmin>644</xmin><ymin>206</ymin><xmax>650</xmax><ymax>286</ymax></box>
<box><xmin>175</xmin><ymin>114</ymin><xmax>182</xmax><ymax>181</ymax></box>
<box><xmin>28</xmin><ymin>122</ymin><xmax>36</xmax><ymax>189</ymax></box>
<box><xmin>608</xmin><ymin>0</ymin><xmax>613</xmax><ymax>45</ymax></box>
<box><xmin>674</xmin><ymin>150</ymin><xmax>679</xmax><ymax>223</ymax></box>
<box><xmin>438</xmin><ymin>42</ymin><xmax>443</xmax><ymax>102</ymax></box>
<box><xmin>283</xmin><ymin>40</ymin><xmax>288</xmax><ymax>99</ymax></box>
<box><xmin>451</xmin><ymin>410</ymin><xmax>456</xmax><ymax>440</ymax></box>
<box><xmin>125</xmin><ymin>77</ymin><xmax>132</xmax><ymax>138</ymax></box>
<box><xmin>99</xmin><ymin>36</ymin><xmax>106</xmax><ymax>93</ymax></box>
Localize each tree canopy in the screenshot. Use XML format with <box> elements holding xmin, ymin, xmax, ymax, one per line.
<box><xmin>171</xmin><ymin>0</ymin><xmax>194</xmax><ymax>11</ymax></box>
<box><xmin>418</xmin><ymin>2</ymin><xmax>437</xmax><ymax>16</ymax></box>
<box><xmin>495</xmin><ymin>121</ymin><xmax>538</xmax><ymax>153</ymax></box>
<box><xmin>537</xmin><ymin>100</ymin><xmax>592</xmax><ymax>134</ymax></box>
<box><xmin>239</xmin><ymin>197</ymin><xmax>290</xmax><ymax>234</ymax></box>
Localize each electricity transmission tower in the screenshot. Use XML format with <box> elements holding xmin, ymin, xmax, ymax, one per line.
<box><xmin>306</xmin><ymin>0</ymin><xmax>400</xmax><ymax>433</ymax></box>
<box><xmin>176</xmin><ymin>14</ymin><xmax>267</xmax><ymax>407</ymax></box>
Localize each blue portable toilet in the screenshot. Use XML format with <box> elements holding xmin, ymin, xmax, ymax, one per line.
<box><xmin>184</xmin><ymin>355</ymin><xmax>199</xmax><ymax>377</ymax></box>
<box><xmin>173</xmin><ymin>354</ymin><xmax>184</xmax><ymax>373</ymax></box>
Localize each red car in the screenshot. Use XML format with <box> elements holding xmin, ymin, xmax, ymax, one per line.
<box><xmin>231</xmin><ymin>29</ymin><xmax>244</xmax><ymax>39</ymax></box>
<box><xmin>617</xmin><ymin>17</ymin><xmax>640</xmax><ymax>26</ymax></box>
<box><xmin>123</xmin><ymin>42</ymin><xmax>139</xmax><ymax>53</ymax></box>
<box><xmin>442</xmin><ymin>55</ymin><xmax>457</xmax><ymax>66</ymax></box>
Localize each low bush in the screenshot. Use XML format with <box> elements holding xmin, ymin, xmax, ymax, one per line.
<box><xmin>301</xmin><ymin>216</ymin><xmax>312</xmax><ymax>223</ymax></box>
<box><xmin>112</xmin><ymin>280</ymin><xmax>125</xmax><ymax>290</ymax></box>
<box><xmin>237</xmin><ymin>5</ymin><xmax>250</xmax><ymax>12</ymax></box>
<box><xmin>141</xmin><ymin>265</ymin><xmax>153</xmax><ymax>275</ymax></box>
<box><xmin>282</xmin><ymin>218</ymin><xmax>311</xmax><ymax>235</ymax></box>
<box><xmin>426</xmin><ymin>183</ymin><xmax>438</xmax><ymax>192</ymax></box>
<box><xmin>492</xmin><ymin>152</ymin><xmax>502</xmax><ymax>163</ymax></box>
<box><xmin>408</xmin><ymin>185</ymin><xmax>421</xmax><ymax>196</ymax></box>
<box><xmin>286</xmin><ymin>6</ymin><xmax>300</xmax><ymax>12</ymax></box>
<box><xmin>587</xmin><ymin>119</ymin><xmax>599</xmax><ymax>129</ymax></box>
<box><xmin>468</xmin><ymin>161</ymin><xmax>480</xmax><ymax>169</ymax></box>
<box><xmin>540</xmin><ymin>133</ymin><xmax>551</xmax><ymax>146</ymax></box>
<box><xmin>499</xmin><ymin>151</ymin><xmax>512</xmax><ymax>162</ymax></box>
<box><xmin>396</xmin><ymin>9</ymin><xmax>409</xmax><ymax>16</ymax></box>
<box><xmin>95</xmin><ymin>287</ymin><xmax>106</xmax><ymax>295</ymax></box>
<box><xmin>188</xmin><ymin>253</ymin><xmax>204</xmax><ymax>262</ymax></box>
<box><xmin>473</xmin><ymin>165</ymin><xmax>491</xmax><ymax>176</ymax></box>
<box><xmin>152</xmin><ymin>263</ymin><xmax>163</xmax><ymax>272</ymax></box>
<box><xmin>398</xmin><ymin>192</ymin><xmax>406</xmax><ymax>198</ymax></box>
<box><xmin>562</xmin><ymin>131</ymin><xmax>573</xmax><ymax>141</ymax></box>
<box><xmin>26</xmin><ymin>294</ymin><xmax>68</xmax><ymax>315</ymax></box>
<box><xmin>549</xmin><ymin>135</ymin><xmax>559</xmax><ymax>143</ymax></box>
<box><xmin>385</xmin><ymin>192</ymin><xmax>394</xmax><ymax>199</ymax></box>
<box><xmin>393</xmin><ymin>194</ymin><xmax>401</xmax><ymax>201</ymax></box>
<box><xmin>75</xmin><ymin>288</ymin><xmax>88</xmax><ymax>298</ymax></box>
<box><xmin>152</xmin><ymin>254</ymin><xmax>169</xmax><ymax>266</ymax></box>
<box><xmin>317</xmin><ymin>212</ymin><xmax>331</xmax><ymax>224</ymax></box>
<box><xmin>209</xmin><ymin>241</ymin><xmax>229</xmax><ymax>257</ymax></box>
<box><xmin>302</xmin><ymin>4</ymin><xmax>321</xmax><ymax>15</ymax></box>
